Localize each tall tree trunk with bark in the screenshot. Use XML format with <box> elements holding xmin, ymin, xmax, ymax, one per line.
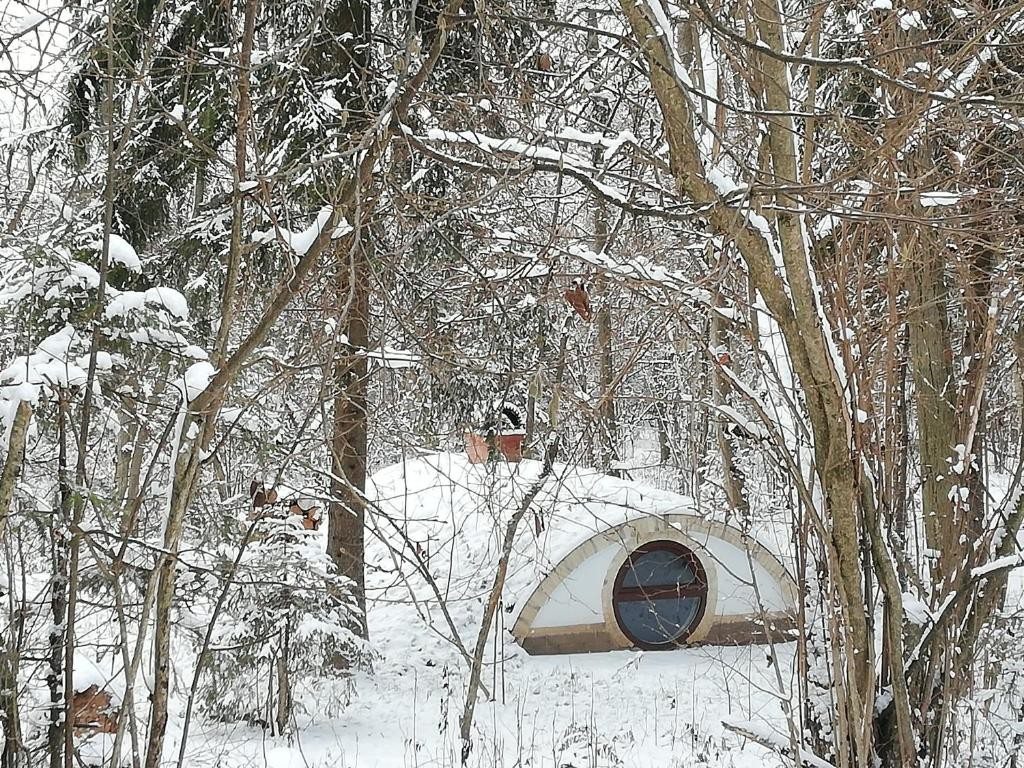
<box><xmin>48</xmin><ymin>397</ymin><xmax>70</xmax><ymax>768</ymax></box>
<box><xmin>615</xmin><ymin>1</ymin><xmax>878</xmax><ymax>763</ymax></box>
<box><xmin>0</xmin><ymin>401</ymin><xmax>31</xmax><ymax>540</ymax></box>
<box><xmin>328</xmin><ymin>234</ymin><xmax>371</xmax><ymax>643</ymax></box>
<box><xmin>709</xmin><ymin>282</ymin><xmax>748</xmax><ymax>522</ymax></box>
<box><xmin>906</xmin><ymin>231</ymin><xmax>958</xmax><ymax>587</ymax></box>
<box><xmin>322</xmin><ymin>0</ymin><xmax>374</xmax><ymax>649</ymax></box>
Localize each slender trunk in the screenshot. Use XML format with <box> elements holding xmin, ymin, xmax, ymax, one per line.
<box><xmin>592</xmin><ymin>200</ymin><xmax>616</xmax><ymax>470</ymax></box>
<box><xmin>0</xmin><ymin>402</ymin><xmax>31</xmax><ymax>540</ymax></box>
<box><xmin>587</xmin><ymin>16</ymin><xmax>617</xmax><ymax>471</ymax></box>
<box><xmin>458</xmin><ymin>439</ymin><xmax>560</xmax><ymax>762</ymax></box>
<box><xmin>275</xmin><ymin>623</ymin><xmax>291</xmax><ymax>735</ymax></box>
<box><xmin>328</xmin><ymin>234</ymin><xmax>371</xmax><ymax>645</ymax></box>
<box><xmin>594</xmin><ymin>277</ymin><xmax>617</xmax><ymax>470</ymax></box>
<box><xmin>111</xmin><ymin>407</ymin><xmax>137</xmax><ymax>510</ymax></box>
<box><xmin>48</xmin><ymin>398</ymin><xmax>71</xmax><ymax>768</ymax></box>
<box><xmin>1</xmin><ymin>529</ymin><xmax>26</xmax><ymax>767</ymax></box>
<box><xmin>905</xmin><ymin>233</ymin><xmax>957</xmax><ymax>587</ymax></box>
<box><xmin>214</xmin><ymin>0</ymin><xmax>257</xmax><ymax>365</ymax></box>
<box><xmin>709</xmin><ymin>278</ymin><xmax>748</xmax><ymax>521</ymax></box>
<box><xmin>0</xmin><ymin>644</ymin><xmax>20</xmax><ymax>768</ymax></box>
<box><xmin>656</xmin><ymin>404</ymin><xmax>671</xmax><ymax>464</ymax></box>
<box><xmin>143</xmin><ymin>426</ymin><xmax>205</xmax><ymax>768</ymax></box>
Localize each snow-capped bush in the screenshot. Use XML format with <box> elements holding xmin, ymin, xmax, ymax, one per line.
<box><xmin>197</xmin><ymin>521</ymin><xmax>370</xmax><ymax>731</ymax></box>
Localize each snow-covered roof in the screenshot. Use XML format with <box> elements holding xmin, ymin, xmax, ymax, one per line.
<box><xmin>366</xmin><ymin>453</ymin><xmax>719</xmax><ymax>654</ymax></box>
<box><xmin>374</xmin><ymin>453</ymin><xmax>700</xmax><ymax>581</ymax></box>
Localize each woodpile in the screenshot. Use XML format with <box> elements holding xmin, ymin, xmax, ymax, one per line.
<box><xmin>250</xmin><ymin>479</ymin><xmax>323</xmax><ymax>530</ymax></box>
<box><xmin>71</xmin><ymin>685</ymin><xmax>119</xmax><ymax>734</ymax></box>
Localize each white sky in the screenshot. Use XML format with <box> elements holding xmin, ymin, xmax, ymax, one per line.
<box><xmin>1</xmin><ymin>0</ymin><xmax>77</xmax><ymax>133</ymax></box>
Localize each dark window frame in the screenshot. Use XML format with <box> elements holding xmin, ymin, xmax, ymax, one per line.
<box><xmin>611</xmin><ymin>540</ymin><xmax>708</xmax><ymax>649</ymax></box>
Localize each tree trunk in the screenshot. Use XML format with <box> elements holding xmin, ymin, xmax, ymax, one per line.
<box><xmin>905</xmin><ymin>234</ymin><xmax>957</xmax><ymax>587</ymax></box>
<box><xmin>275</xmin><ymin>623</ymin><xmax>291</xmax><ymax>735</ymax></box>
<box><xmin>328</xmin><ymin>233</ymin><xmax>371</xmax><ymax>645</ymax></box>
<box><xmin>143</xmin><ymin>429</ymin><xmax>205</xmax><ymax>768</ymax></box>
<box><xmin>709</xmin><ymin>277</ymin><xmax>748</xmax><ymax>521</ymax></box>
<box><xmin>0</xmin><ymin>401</ymin><xmax>31</xmax><ymax>540</ymax></box>
<box><xmin>48</xmin><ymin>398</ymin><xmax>70</xmax><ymax>768</ymax></box>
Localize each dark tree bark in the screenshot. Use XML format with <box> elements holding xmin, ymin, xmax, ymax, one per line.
<box><xmin>328</xmin><ymin>234</ymin><xmax>371</xmax><ymax>643</ymax></box>
<box><xmin>322</xmin><ymin>0</ymin><xmax>374</xmax><ymax>648</ymax></box>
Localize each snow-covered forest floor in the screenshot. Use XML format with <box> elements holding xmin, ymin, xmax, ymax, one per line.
<box><xmin>155</xmin><ymin>643</ymin><xmax>794</xmax><ymax>768</ymax></box>
<box><xmin>65</xmin><ymin>451</ymin><xmax>799</xmax><ymax>767</ymax></box>
<box><xmin>61</xmin><ymin>448</ymin><xmax>1024</xmax><ymax>767</ymax></box>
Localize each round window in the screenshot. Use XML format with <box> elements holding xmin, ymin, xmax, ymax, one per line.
<box><xmin>612</xmin><ymin>541</ymin><xmax>708</xmax><ymax>649</ymax></box>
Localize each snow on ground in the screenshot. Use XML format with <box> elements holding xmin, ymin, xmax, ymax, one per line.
<box><xmin>91</xmin><ymin>453</ymin><xmax>797</xmax><ymax>768</ymax></box>
<box><xmin>67</xmin><ymin>451</ymin><xmax>1024</xmax><ymax>767</ymax></box>
<box><xmin>109</xmin><ymin>640</ymin><xmax>794</xmax><ymax>768</ymax></box>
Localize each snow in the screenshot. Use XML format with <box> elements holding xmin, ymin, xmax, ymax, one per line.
<box><xmin>555</xmin><ymin>127</ymin><xmax>639</xmax><ymax>159</ymax></box>
<box><xmin>37</xmin><ymin>324</ymin><xmax>77</xmax><ymax>360</ymax></box>
<box><xmin>220</xmin><ymin>406</ymin><xmax>264</xmax><ymax>433</ymax></box>
<box><xmin>972</xmin><ymin>554</ymin><xmax>1024</xmax><ymax>579</ymax></box>
<box><xmin>0</xmin><ymin>324</ymin><xmax>88</xmax><ymax>394</ymax></box>
<box><xmin>179</xmin><ymin>361</ymin><xmax>216</xmax><ymax>402</ymax></box>
<box><xmin>104</xmin><ymin>290</ymin><xmax>147</xmax><ymax>319</ymax></box>
<box><xmin>128</xmin><ymin>326</ymin><xmax>193</xmax><ymax>352</ymax></box>
<box><xmin>920</xmin><ymin>191</ymin><xmax>961</xmax><ymax>207</ymax></box>
<box><xmin>480</xmin><ymin>262</ymin><xmax>550</xmax><ymax>281</ymax></box>
<box><xmin>714</xmin><ymin>403</ymin><xmax>768</xmax><ymax>440</ymax></box>
<box><xmin>67</xmin><ymin>261</ymin><xmax>101</xmax><ymax>289</ymax></box>
<box><xmin>75</xmin><ymin>350</ymin><xmax>113</xmax><ymax>371</ymax></box>
<box><xmin>106</xmin><ymin>234</ymin><xmax>142</xmax><ymax>272</ymax></box>
<box><xmin>902</xmin><ymin>593</ymin><xmax>931</xmax><ymax>624</ymax></box>
<box><xmin>567</xmin><ymin>243</ymin><xmax>705</xmax><ymax>296</ymax></box>
<box><xmin>707</xmin><ymin>165</ymin><xmax>746</xmax><ymax>198</ymax></box>
<box><xmin>144</xmin><ymin>286</ymin><xmax>189</xmax><ymax>319</ymax></box>
<box><xmin>723</xmin><ymin>718</ymin><xmax>835</xmax><ymax>768</ymax></box>
<box><xmin>72</xmin><ymin>653</ymin><xmax>125</xmax><ymax>704</ymax></box>
<box><xmin>422</xmin><ymin>127</ymin><xmax>591</xmax><ymax>168</ymax></box>
<box><xmin>142</xmin><ymin>645</ymin><xmax>795</xmax><ymax>767</ymax></box>
<box><xmin>362</xmin><ymin>346</ymin><xmax>420</xmax><ymax>369</ymax></box>
<box><xmin>898</xmin><ymin>10</ymin><xmax>926</xmax><ymax>30</ymax></box>
<box><xmin>253</xmin><ymin>207</ymin><xmax>336</xmax><ymax>256</ymax></box>
<box><xmin>319</xmin><ymin>91</ymin><xmax>343</xmax><ymax>112</ymax></box>
<box><xmin>368</xmin><ymin>453</ymin><xmax>690</xmax><ymax>613</ymax></box>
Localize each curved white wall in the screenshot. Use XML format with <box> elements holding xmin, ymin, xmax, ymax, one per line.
<box><xmin>512</xmin><ymin>514</ymin><xmax>798</xmax><ymax>654</ymax></box>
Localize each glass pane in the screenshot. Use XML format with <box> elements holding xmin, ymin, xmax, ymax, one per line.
<box><xmin>621</xmin><ymin>549</ymin><xmax>696</xmax><ymax>588</ymax></box>
<box><xmin>615</xmin><ymin>596</ymin><xmax>702</xmax><ymax>645</ymax></box>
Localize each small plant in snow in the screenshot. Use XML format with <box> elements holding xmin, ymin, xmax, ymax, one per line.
<box><xmin>197</xmin><ymin>520</ymin><xmax>370</xmax><ymax>732</ymax></box>
<box><xmin>554</xmin><ymin>722</ymin><xmax>625</xmax><ymax>768</ymax></box>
